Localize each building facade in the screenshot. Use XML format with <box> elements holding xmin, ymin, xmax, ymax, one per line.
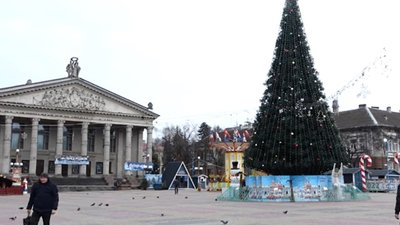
<box><xmin>0</xmin><ymin>61</ymin><xmax>158</xmax><ymax>178</ymax></box>
<box><xmin>334</xmin><ymin>104</ymin><xmax>400</xmax><ymax>170</ymax></box>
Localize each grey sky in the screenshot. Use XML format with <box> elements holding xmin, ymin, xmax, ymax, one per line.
<box><xmin>1</xmin><ymin>0</ymin><xmax>399</xmax><ymax>136</ymax></box>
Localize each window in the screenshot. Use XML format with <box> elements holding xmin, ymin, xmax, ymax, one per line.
<box><xmin>63</xmin><ymin>127</ymin><xmax>73</xmax><ymax>151</ymax></box>
<box><xmin>48</xmin><ymin>161</ymin><xmax>55</xmax><ymax>174</ymax></box>
<box><xmin>88</xmin><ymin>129</ymin><xmax>95</xmax><ymax>152</ymax></box>
<box><xmin>72</xmin><ymin>165</ymin><xmax>79</xmax><ymax>175</ymax></box>
<box><xmin>11</xmin><ymin>123</ymin><xmax>25</xmax><ymax>150</ymax></box>
<box><xmin>22</xmin><ymin>160</ymin><xmax>29</xmax><ymax>174</ymax></box>
<box><xmin>37</xmin><ymin>125</ymin><xmax>50</xmax><ymax>150</ymax></box>
<box><xmin>96</xmin><ymin>162</ymin><xmax>103</xmax><ymax>174</ymax></box>
<box><xmin>110</xmin><ymin>130</ymin><xmax>116</xmax><ymax>153</ymax></box>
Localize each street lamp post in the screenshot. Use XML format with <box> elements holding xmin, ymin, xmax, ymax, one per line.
<box><xmin>10</xmin><ymin>149</ymin><xmax>23</xmax><ymax>186</ymax></box>
<box><xmin>143</xmin><ymin>153</ymin><xmax>151</xmax><ymax>174</ymax></box>
<box><xmin>10</xmin><ymin>149</ymin><xmax>23</xmax><ymax>168</ymax></box>
<box><xmin>197</xmin><ymin>156</ymin><xmax>201</xmax><ymax>190</ymax></box>
<box><xmin>146</xmin><ymin>153</ymin><xmax>150</xmax><ymax>172</ymax></box>
<box><xmin>197</xmin><ymin>156</ymin><xmax>200</xmax><ymax>176</ymax></box>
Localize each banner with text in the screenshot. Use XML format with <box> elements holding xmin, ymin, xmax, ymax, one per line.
<box><xmin>55</xmin><ymin>155</ymin><xmax>89</xmax><ymax>165</ymax></box>
<box><xmin>124</xmin><ymin>162</ymin><xmax>153</xmax><ymax>171</ymax></box>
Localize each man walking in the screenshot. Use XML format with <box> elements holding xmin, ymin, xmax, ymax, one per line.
<box><xmin>27</xmin><ymin>173</ymin><xmax>59</xmax><ymax>225</ymax></box>
<box><xmin>174</xmin><ymin>178</ymin><xmax>179</xmax><ymax>194</ymax></box>
<box><xmin>395</xmin><ymin>184</ymin><xmax>400</xmax><ymax>220</ymax></box>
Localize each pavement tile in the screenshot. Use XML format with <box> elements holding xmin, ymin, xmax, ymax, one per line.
<box><xmin>0</xmin><ymin>189</ymin><xmax>397</xmax><ymax>225</ymax></box>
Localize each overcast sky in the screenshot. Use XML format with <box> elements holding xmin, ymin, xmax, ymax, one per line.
<box><xmin>1</xmin><ymin>0</ymin><xmax>399</xmax><ymax>137</ymax></box>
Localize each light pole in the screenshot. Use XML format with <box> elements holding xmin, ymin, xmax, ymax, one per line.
<box><xmin>146</xmin><ymin>153</ymin><xmax>150</xmax><ymax>167</ymax></box>
<box><xmin>10</xmin><ymin>149</ymin><xmax>23</xmax><ymax>169</ymax></box>
<box><xmin>197</xmin><ymin>156</ymin><xmax>201</xmax><ymax>190</ymax></box>
<box><xmin>10</xmin><ymin>149</ymin><xmax>23</xmax><ymax>186</ymax></box>
<box><xmin>197</xmin><ymin>156</ymin><xmax>200</xmax><ymax>176</ymax></box>
<box><xmin>143</xmin><ymin>153</ymin><xmax>150</xmax><ymax>174</ymax></box>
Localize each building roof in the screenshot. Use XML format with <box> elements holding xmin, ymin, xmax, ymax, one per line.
<box><xmin>0</xmin><ymin>76</ymin><xmax>159</xmax><ymax>122</ymax></box>
<box><xmin>334</xmin><ymin>105</ymin><xmax>400</xmax><ymax>130</ymax></box>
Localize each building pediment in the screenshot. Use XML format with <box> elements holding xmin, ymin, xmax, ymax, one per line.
<box><xmin>0</xmin><ymin>77</ymin><xmax>158</xmax><ymax>119</ymax></box>
<box><xmin>33</xmin><ymin>86</ymin><xmax>106</xmax><ymax>111</ymax></box>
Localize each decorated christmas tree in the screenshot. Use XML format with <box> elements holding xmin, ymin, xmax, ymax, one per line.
<box><xmin>244</xmin><ymin>0</ymin><xmax>349</xmax><ymax>175</ymax></box>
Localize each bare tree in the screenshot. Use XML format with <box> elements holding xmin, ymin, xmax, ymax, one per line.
<box><xmin>161</xmin><ymin>125</ymin><xmax>196</xmax><ymax>167</ymax></box>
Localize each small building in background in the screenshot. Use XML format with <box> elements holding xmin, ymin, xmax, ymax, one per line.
<box><xmin>333</xmin><ymin>103</ymin><xmax>400</xmax><ymax>170</ymax></box>
<box><xmin>209</xmin><ymin>128</ymin><xmax>251</xmax><ymax>185</ymax></box>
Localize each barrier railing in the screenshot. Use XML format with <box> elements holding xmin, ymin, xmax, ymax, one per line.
<box><xmin>366</xmin><ymin>179</ymin><xmax>399</xmax><ymax>192</ymax></box>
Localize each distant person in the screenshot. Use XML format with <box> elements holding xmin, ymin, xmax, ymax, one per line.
<box><xmin>241</xmin><ymin>178</ymin><xmax>246</xmax><ymax>188</ymax></box>
<box><xmin>27</xmin><ymin>173</ymin><xmax>59</xmax><ymax>225</ymax></box>
<box><xmin>395</xmin><ymin>184</ymin><xmax>400</xmax><ymax>220</ymax></box>
<box><xmin>174</xmin><ymin>178</ymin><xmax>179</xmax><ymax>194</ymax></box>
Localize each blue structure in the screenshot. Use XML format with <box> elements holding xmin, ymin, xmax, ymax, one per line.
<box><xmin>218</xmin><ymin>175</ymin><xmax>370</xmax><ymax>202</ymax></box>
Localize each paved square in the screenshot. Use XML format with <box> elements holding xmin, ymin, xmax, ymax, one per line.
<box><xmin>0</xmin><ymin>189</ymin><xmax>397</xmax><ymax>225</ymax></box>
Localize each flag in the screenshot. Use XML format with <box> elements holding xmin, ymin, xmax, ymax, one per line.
<box><xmin>215</xmin><ymin>132</ymin><xmax>222</xmax><ymax>142</ymax></box>
<box><xmin>244</xmin><ymin>130</ymin><xmax>250</xmax><ymax>137</ymax></box>
<box><xmin>234</xmin><ymin>129</ymin><xmax>241</xmax><ymax>138</ymax></box>
<box><xmin>223</xmin><ymin>129</ymin><xmax>230</xmax><ymax>142</ymax></box>
<box><xmin>242</xmin><ymin>133</ymin><xmax>247</xmax><ymax>142</ymax></box>
<box><xmin>224</xmin><ymin>129</ymin><xmax>231</xmax><ymax>138</ymax></box>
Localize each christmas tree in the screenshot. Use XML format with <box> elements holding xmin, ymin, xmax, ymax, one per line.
<box><xmin>244</xmin><ymin>0</ymin><xmax>349</xmax><ymax>175</ymax></box>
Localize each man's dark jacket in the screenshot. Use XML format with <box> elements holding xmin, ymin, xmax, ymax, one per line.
<box><xmin>396</xmin><ymin>185</ymin><xmax>400</xmax><ymax>215</ymax></box>
<box><xmin>27</xmin><ymin>179</ymin><xmax>59</xmax><ymax>213</ymax></box>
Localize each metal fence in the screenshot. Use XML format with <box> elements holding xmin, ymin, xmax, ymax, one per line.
<box><xmin>367</xmin><ymin>179</ymin><xmax>399</xmax><ymax>192</ymax></box>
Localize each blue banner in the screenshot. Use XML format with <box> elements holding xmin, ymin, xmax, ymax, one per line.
<box><xmin>124</xmin><ymin>162</ymin><xmax>153</xmax><ymax>171</ymax></box>
<box><xmin>55</xmin><ymin>155</ymin><xmax>89</xmax><ymax>165</ymax></box>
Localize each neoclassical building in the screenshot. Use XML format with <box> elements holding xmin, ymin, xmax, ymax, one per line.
<box><xmin>0</xmin><ymin>59</ymin><xmax>159</xmax><ymax>178</ymax></box>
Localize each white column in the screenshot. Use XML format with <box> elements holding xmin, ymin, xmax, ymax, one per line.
<box><xmin>125</xmin><ymin>125</ymin><xmax>133</xmax><ymax>175</ymax></box>
<box><xmin>116</xmin><ymin>133</ymin><xmax>124</xmax><ymax>178</ymax></box>
<box><xmin>146</xmin><ymin>126</ymin><xmax>153</xmax><ymax>163</ymax></box>
<box><xmin>55</xmin><ymin>120</ymin><xmax>64</xmax><ymax>176</ymax></box>
<box><xmin>138</xmin><ymin>128</ymin><xmax>144</xmax><ymax>161</ymax></box>
<box><xmin>125</xmin><ymin>125</ymin><xmax>133</xmax><ymax>162</ymax></box>
<box><xmin>79</xmin><ymin>122</ymin><xmax>89</xmax><ymax>176</ymax></box>
<box><xmin>136</xmin><ymin>128</ymin><xmax>144</xmax><ymax>177</ymax></box>
<box><xmin>103</xmin><ymin>124</ymin><xmax>111</xmax><ymax>175</ymax></box>
<box><xmin>2</xmin><ymin>116</ymin><xmax>13</xmax><ymax>174</ymax></box>
<box><xmin>29</xmin><ymin>118</ymin><xmax>40</xmax><ymax>175</ymax></box>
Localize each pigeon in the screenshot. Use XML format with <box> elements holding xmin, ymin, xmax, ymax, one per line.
<box><xmin>185</xmin><ymin>196</ymin><xmax>188</xmax><ymax>199</ymax></box>
<box><xmin>105</xmin><ymin>204</ymin><xmax>109</xmax><ymax>207</ymax></box>
<box><xmin>132</xmin><ymin>197</ymin><xmax>135</xmax><ymax>200</ymax></box>
<box><xmin>90</xmin><ymin>203</ymin><xmax>95</xmax><ymax>206</ymax></box>
<box><xmin>98</xmin><ymin>203</ymin><xmax>103</xmax><ymax>206</ymax></box>
<box><xmin>161</xmin><ymin>213</ymin><xmax>164</xmax><ymax>217</ymax></box>
<box><xmin>77</xmin><ymin>207</ymin><xmax>81</xmax><ymax>211</ymax></box>
<box><xmin>283</xmin><ymin>210</ymin><xmax>288</xmax><ymax>214</ymax></box>
<box><xmin>18</xmin><ymin>207</ymin><xmax>24</xmax><ymax>210</ymax></box>
<box><xmin>142</xmin><ymin>196</ymin><xmax>146</xmax><ymax>199</ymax></box>
<box><xmin>220</xmin><ymin>220</ymin><xmax>228</xmax><ymax>224</ymax></box>
<box><xmin>9</xmin><ymin>216</ymin><xmax>17</xmax><ymax>221</ymax></box>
